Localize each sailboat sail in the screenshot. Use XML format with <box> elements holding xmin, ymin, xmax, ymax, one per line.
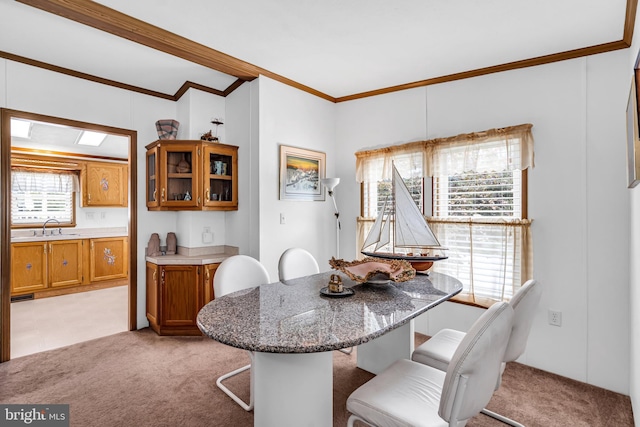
<box><xmin>362</xmin><ymin>164</ymin><xmax>446</xmax><ymax>262</ymax></box>
<box><xmin>375</xmin><ymin>215</ymin><xmax>391</xmax><ymax>251</ymax></box>
<box><xmin>392</xmin><ymin>166</ymin><xmax>441</xmax><ymax>248</ymax></box>
<box><xmin>362</xmin><ymin>197</ymin><xmax>387</xmax><ymax>250</ymax></box>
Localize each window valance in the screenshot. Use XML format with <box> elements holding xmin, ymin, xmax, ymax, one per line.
<box><xmin>11</xmin><ymin>169</ymin><xmax>79</xmax><ymax>193</ymax></box>
<box><xmin>355</xmin><ymin>123</ymin><xmax>534</xmax><ymax>182</ymax></box>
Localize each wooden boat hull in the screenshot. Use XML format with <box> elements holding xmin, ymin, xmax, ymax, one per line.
<box><xmin>361</xmin><ymin>251</ymin><xmax>448</xmax><ymax>272</ymax></box>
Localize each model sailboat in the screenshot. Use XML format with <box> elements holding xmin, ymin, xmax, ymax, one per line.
<box><xmin>361</xmin><ymin>164</ymin><xmax>448</xmax><ymax>272</ymax></box>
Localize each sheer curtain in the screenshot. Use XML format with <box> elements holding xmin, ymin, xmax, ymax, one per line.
<box><xmin>355</xmin><ymin>124</ymin><xmax>534</xmax><ymax>306</ymax></box>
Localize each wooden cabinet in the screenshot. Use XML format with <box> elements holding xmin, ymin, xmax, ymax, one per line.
<box><xmin>146</xmin><ymin>261</ymin><xmax>218</xmax><ymax>336</ymax></box>
<box><xmin>89</xmin><ymin>237</ymin><xmax>128</xmax><ymax>282</ymax></box>
<box><xmin>146</xmin><ymin>140</ymin><xmax>238</xmax><ymax>211</ymax></box>
<box><xmin>48</xmin><ymin>240</ymin><xmax>83</xmax><ymax>288</ymax></box>
<box><xmin>11</xmin><ymin>240</ymin><xmax>83</xmax><ymax>295</ymax></box>
<box><xmin>82</xmin><ymin>162</ymin><xmax>128</xmax><ymax>207</ymax></box>
<box><xmin>11</xmin><ymin>242</ymin><xmax>48</xmax><ymax>294</ymax></box>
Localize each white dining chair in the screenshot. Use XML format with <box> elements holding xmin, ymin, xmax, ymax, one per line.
<box><xmin>213</xmin><ymin>255</ymin><xmax>270</xmax><ymax>412</ymax></box>
<box><xmin>277</xmin><ymin>247</ymin><xmax>320</xmax><ymax>281</ymax></box>
<box><xmin>411</xmin><ymin>279</ymin><xmax>541</xmax><ymax>427</ymax></box>
<box><xmin>347</xmin><ymin>301</ymin><xmax>514</xmax><ymax>427</ymax></box>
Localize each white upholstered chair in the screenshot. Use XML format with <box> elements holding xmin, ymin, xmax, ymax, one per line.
<box><xmin>347</xmin><ymin>301</ymin><xmax>514</xmax><ymax>427</ymax></box>
<box><xmin>213</xmin><ymin>255</ymin><xmax>270</xmax><ymax>412</ymax></box>
<box><xmin>411</xmin><ymin>279</ymin><xmax>541</xmax><ymax>427</ymax></box>
<box><xmin>277</xmin><ymin>247</ymin><xmax>320</xmax><ymax>281</ymax></box>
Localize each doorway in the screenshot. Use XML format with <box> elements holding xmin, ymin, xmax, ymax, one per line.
<box><xmin>0</xmin><ymin>109</ymin><xmax>138</xmax><ymax>361</ymax></box>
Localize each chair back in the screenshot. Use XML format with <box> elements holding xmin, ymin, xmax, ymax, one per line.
<box><xmin>278</xmin><ymin>248</ymin><xmax>320</xmax><ymax>281</ymax></box>
<box><xmin>214</xmin><ymin>255</ymin><xmax>270</xmax><ymax>298</ymax></box>
<box><xmin>504</xmin><ymin>279</ymin><xmax>541</xmax><ymax>362</ymax></box>
<box><xmin>439</xmin><ymin>301</ymin><xmax>513</xmax><ymax>423</ymax></box>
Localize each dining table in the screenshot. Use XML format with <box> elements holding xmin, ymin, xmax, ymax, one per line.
<box><xmin>197</xmin><ymin>270</ymin><xmax>463</xmax><ymax>427</ymax></box>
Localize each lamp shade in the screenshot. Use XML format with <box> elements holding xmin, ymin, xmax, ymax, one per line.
<box><xmin>321</xmin><ymin>178</ymin><xmax>340</xmax><ymax>192</ymax></box>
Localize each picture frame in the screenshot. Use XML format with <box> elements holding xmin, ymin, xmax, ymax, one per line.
<box><xmin>626</xmin><ymin>71</ymin><xmax>640</xmax><ymax>188</ymax></box>
<box><xmin>279</xmin><ymin>145</ymin><xmax>326</xmax><ymax>201</ymax></box>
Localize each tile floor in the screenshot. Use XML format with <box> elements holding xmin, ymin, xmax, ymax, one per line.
<box><xmin>10</xmin><ymin>285</ymin><xmax>129</xmax><ymax>359</ymax></box>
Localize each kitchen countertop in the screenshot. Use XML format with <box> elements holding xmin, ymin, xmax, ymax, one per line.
<box><xmin>145</xmin><ymin>245</ymin><xmax>238</xmax><ymax>265</ymax></box>
<box><xmin>11</xmin><ymin>227</ymin><xmax>128</xmax><ymax>243</ymax></box>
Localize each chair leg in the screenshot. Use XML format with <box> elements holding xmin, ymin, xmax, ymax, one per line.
<box><xmin>481</xmin><ymin>408</ymin><xmax>525</xmax><ymax>427</ymax></box>
<box><xmin>216</xmin><ymin>356</ymin><xmax>254</xmax><ymax>412</ymax></box>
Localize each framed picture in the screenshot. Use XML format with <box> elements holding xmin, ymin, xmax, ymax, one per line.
<box><xmin>626</xmin><ymin>72</ymin><xmax>640</xmax><ymax>188</ymax></box>
<box><xmin>279</xmin><ymin>145</ymin><xmax>326</xmax><ymax>201</ymax></box>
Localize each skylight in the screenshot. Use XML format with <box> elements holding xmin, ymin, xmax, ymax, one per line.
<box><xmin>76</xmin><ymin>131</ymin><xmax>107</xmax><ymax>147</ymax></box>
<box><xmin>10</xmin><ymin>119</ymin><xmax>31</xmax><ymax>139</ymax></box>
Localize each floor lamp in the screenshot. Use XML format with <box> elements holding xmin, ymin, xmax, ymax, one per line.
<box><xmin>322</xmin><ymin>177</ymin><xmax>352</xmax><ymax>355</ymax></box>
<box><xmin>321</xmin><ymin>178</ymin><xmax>341</xmax><ymax>259</ymax></box>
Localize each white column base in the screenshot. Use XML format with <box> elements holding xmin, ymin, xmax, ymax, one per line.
<box><xmin>253</xmin><ymin>351</ymin><xmax>333</xmax><ymax>427</ymax></box>
<box><xmin>357</xmin><ymin>320</ymin><xmax>414</xmax><ymax>374</ymax></box>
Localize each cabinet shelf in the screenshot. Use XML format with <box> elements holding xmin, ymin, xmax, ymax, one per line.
<box><xmin>146</xmin><ymin>140</ymin><xmax>238</xmax><ymax>211</ymax></box>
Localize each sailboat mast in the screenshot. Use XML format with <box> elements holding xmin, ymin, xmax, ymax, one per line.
<box><xmin>391</xmin><ymin>163</ymin><xmax>396</xmax><ymax>255</ymax></box>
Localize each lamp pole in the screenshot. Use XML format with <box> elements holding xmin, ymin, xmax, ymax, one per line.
<box><xmin>321</xmin><ymin>178</ymin><xmax>341</xmax><ymax>259</ymax></box>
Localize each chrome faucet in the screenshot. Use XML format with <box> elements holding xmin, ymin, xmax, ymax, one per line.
<box><xmin>42</xmin><ymin>218</ymin><xmax>60</xmax><ymax>235</ymax></box>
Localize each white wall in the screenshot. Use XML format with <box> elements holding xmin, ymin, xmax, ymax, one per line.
<box><xmin>174</xmin><ymin>88</ymin><xmax>228</xmax><ymax>249</ymax></box>
<box><xmin>628</xmin><ymin>8</ymin><xmax>640</xmax><ymax>423</ymax></box>
<box><xmin>225</xmin><ymin>81</ymin><xmax>260</xmax><ymax>258</ymax></box>
<box><xmin>257</xmin><ymin>76</ymin><xmax>337</xmax><ymax>280</ymax></box>
<box><xmin>336</xmin><ymin>52</ymin><xmax>630</xmax><ymax>394</ymax></box>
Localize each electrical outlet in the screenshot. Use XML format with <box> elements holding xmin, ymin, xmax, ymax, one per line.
<box><xmin>548</xmin><ymin>309</ymin><xmax>562</xmax><ymax>327</ymax></box>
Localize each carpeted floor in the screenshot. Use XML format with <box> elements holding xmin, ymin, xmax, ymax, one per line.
<box><xmin>0</xmin><ymin>328</ymin><xmax>633</xmax><ymax>426</ymax></box>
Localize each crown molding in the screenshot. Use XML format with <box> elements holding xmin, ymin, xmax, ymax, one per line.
<box><xmin>336</xmin><ymin>39</ymin><xmax>631</xmax><ymax>102</ymax></box>
<box><xmin>0</xmin><ymin>50</ymin><xmax>242</xmax><ymax>101</ymax></box>
<box><xmin>14</xmin><ymin>0</ymin><xmax>639</xmax><ymax>104</ymax></box>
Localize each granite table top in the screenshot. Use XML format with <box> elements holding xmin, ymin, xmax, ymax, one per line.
<box><xmin>197</xmin><ymin>271</ymin><xmax>462</xmax><ymax>354</ymax></box>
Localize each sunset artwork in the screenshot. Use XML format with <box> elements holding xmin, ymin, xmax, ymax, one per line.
<box><xmin>279</xmin><ymin>145</ymin><xmax>326</xmax><ymax>201</ymax></box>
<box><xmin>286</xmin><ymin>155</ymin><xmax>319</xmax><ymax>194</ymax></box>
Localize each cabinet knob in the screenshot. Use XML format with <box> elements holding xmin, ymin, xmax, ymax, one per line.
<box><xmin>153</xmin><ymin>269</ymin><xmax>157</xmax><ymax>282</ymax></box>
<box><xmin>161</xmin><ymin>188</ymin><xmax>165</xmax><ymax>202</ymax></box>
<box><xmin>152</xmin><ymin>188</ymin><xmax>157</xmax><ymax>201</ymax></box>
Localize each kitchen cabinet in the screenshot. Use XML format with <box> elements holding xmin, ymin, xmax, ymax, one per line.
<box><xmin>146</xmin><ymin>261</ymin><xmax>218</xmax><ymax>336</ymax></box>
<box><xmin>145</xmin><ymin>140</ymin><xmax>238</xmax><ymax>211</ymax></box>
<box><xmin>89</xmin><ymin>237</ymin><xmax>128</xmax><ymax>282</ymax></box>
<box><xmin>82</xmin><ymin>162</ymin><xmax>128</xmax><ymax>207</ymax></box>
<box><xmin>11</xmin><ymin>240</ymin><xmax>83</xmax><ymax>295</ymax></box>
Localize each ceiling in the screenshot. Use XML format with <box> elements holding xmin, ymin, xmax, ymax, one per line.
<box><xmin>0</xmin><ymin>0</ymin><xmax>634</xmax><ymax>102</ymax></box>
<box><xmin>10</xmin><ymin>118</ymin><xmax>130</xmax><ymax>159</ymax></box>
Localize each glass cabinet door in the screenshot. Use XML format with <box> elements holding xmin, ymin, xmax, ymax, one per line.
<box><xmin>160</xmin><ymin>143</ymin><xmax>200</xmax><ymax>208</ymax></box>
<box><xmin>146</xmin><ymin>146</ymin><xmax>159</xmax><ymax>208</ymax></box>
<box><xmin>203</xmin><ymin>144</ymin><xmax>238</xmax><ymax>209</ymax></box>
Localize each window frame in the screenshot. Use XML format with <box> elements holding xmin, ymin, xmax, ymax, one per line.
<box><xmin>10</xmin><ymin>167</ymin><xmax>79</xmax><ymax>229</ymax></box>
<box><xmin>355</xmin><ymin>124</ymin><xmax>534</xmax><ymax>307</ymax></box>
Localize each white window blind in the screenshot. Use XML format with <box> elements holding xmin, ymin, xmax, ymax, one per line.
<box><xmin>11</xmin><ymin>170</ymin><xmax>78</xmax><ymax>225</ymax></box>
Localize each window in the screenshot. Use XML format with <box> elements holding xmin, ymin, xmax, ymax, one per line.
<box><xmin>356</xmin><ymin>124</ymin><xmax>534</xmax><ymax>306</ymax></box>
<box><xmin>11</xmin><ymin>170</ymin><xmax>78</xmax><ymax>227</ymax></box>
